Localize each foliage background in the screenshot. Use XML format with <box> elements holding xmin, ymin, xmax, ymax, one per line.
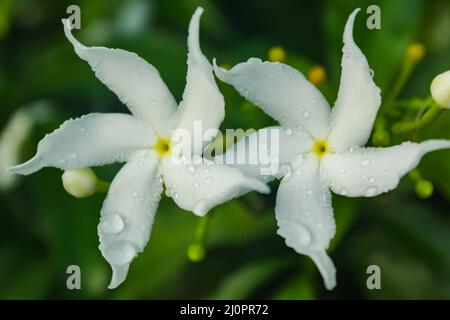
<box><xmin>0</xmin><ymin>0</ymin><xmax>449</xmax><ymax>299</ymax></box>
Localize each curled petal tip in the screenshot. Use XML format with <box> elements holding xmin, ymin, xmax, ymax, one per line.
<box><xmin>7</xmin><ymin>158</ymin><xmax>42</xmax><ymax>176</ymax></box>
<box><xmin>310</xmin><ymin>251</ymin><xmax>337</xmax><ymax>290</ymax></box>
<box><xmin>343</xmin><ymin>8</ymin><xmax>361</xmax><ymax>44</ymax></box>
<box><xmin>107</xmin><ymin>264</ymin><xmax>130</xmax><ymax>289</ymax></box>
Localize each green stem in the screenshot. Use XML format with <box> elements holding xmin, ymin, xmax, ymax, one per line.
<box><xmin>391</xmin><ymin>103</ymin><xmax>444</xmax><ymax>135</ymax></box>
<box><xmin>95</xmin><ymin>180</ymin><xmax>110</xmax><ymax>193</ymax></box>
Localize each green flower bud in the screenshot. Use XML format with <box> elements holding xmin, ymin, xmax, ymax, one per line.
<box><xmin>430</xmin><ymin>70</ymin><xmax>450</xmax><ymax>109</ymax></box>
<box><xmin>415</xmin><ymin>180</ymin><xmax>433</xmax><ymax>199</ymax></box>
<box><xmin>187</xmin><ymin>243</ymin><xmax>205</xmax><ymax>262</ymax></box>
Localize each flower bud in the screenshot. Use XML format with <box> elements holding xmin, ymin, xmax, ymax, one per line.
<box><xmin>308</xmin><ymin>65</ymin><xmax>327</xmax><ymax>86</ymax></box>
<box><xmin>62</xmin><ymin>168</ymin><xmax>98</xmax><ymax>198</ymax></box>
<box><xmin>406</xmin><ymin>42</ymin><xmax>425</xmax><ymax>63</ymax></box>
<box><xmin>187</xmin><ymin>243</ymin><xmax>205</xmax><ymax>262</ymax></box>
<box><xmin>415</xmin><ymin>180</ymin><xmax>433</xmax><ymax>199</ymax></box>
<box><xmin>268</xmin><ymin>46</ymin><xmax>286</xmax><ymax>62</ymax></box>
<box><xmin>430</xmin><ymin>70</ymin><xmax>450</xmax><ymax>109</ymax></box>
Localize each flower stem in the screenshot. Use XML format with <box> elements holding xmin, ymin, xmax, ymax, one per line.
<box><xmin>187</xmin><ymin>214</ymin><xmax>212</xmax><ymax>262</ymax></box>
<box><xmin>95</xmin><ymin>180</ymin><xmax>110</xmax><ymax>193</ymax></box>
<box><xmin>391</xmin><ymin>102</ymin><xmax>444</xmax><ymax>135</ymax></box>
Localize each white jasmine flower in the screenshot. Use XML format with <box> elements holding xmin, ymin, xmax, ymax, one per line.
<box><xmin>8</xmin><ymin>8</ymin><xmax>268</xmax><ymax>288</ymax></box>
<box><xmin>214</xmin><ymin>8</ymin><xmax>450</xmax><ymax>290</ymax></box>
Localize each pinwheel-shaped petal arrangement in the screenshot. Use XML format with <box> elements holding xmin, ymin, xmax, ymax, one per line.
<box><xmin>8</xmin><ymin>8</ymin><xmax>269</xmax><ymax>288</ymax></box>
<box><xmin>214</xmin><ymin>8</ymin><xmax>450</xmax><ymax>290</ymax></box>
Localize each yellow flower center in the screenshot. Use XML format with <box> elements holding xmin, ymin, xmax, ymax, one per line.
<box><xmin>154</xmin><ymin>137</ymin><xmax>171</xmax><ymax>156</ymax></box>
<box><xmin>312</xmin><ymin>140</ymin><xmax>329</xmax><ymax>158</ymax></box>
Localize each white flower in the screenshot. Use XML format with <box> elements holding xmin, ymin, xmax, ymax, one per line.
<box><xmin>214</xmin><ymin>8</ymin><xmax>450</xmax><ymax>290</ymax></box>
<box><xmin>430</xmin><ymin>70</ymin><xmax>450</xmax><ymax>109</ymax></box>
<box><xmin>8</xmin><ymin>8</ymin><xmax>269</xmax><ymax>289</ymax></box>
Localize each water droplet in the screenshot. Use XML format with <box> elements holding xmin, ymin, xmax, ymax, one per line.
<box><xmin>365</xmin><ymin>186</ymin><xmax>377</xmax><ymax>197</ymax></box>
<box><xmin>339</xmin><ymin>168</ymin><xmax>346</xmax><ymax>174</ymax></box>
<box><xmin>193</xmin><ymin>200</ymin><xmax>207</xmax><ymax>216</ymax></box>
<box><xmin>132</xmin><ymin>191</ymin><xmax>138</xmax><ymax>197</ymax></box>
<box><xmin>158</xmin><ymin>177</ymin><xmax>164</xmax><ymax>183</ymax></box>
<box><xmin>382</xmin><ymin>171</ymin><xmax>387</xmax><ymax>176</ymax></box>
<box><xmin>204</xmin><ymin>177</ymin><xmax>214</xmax><ymax>187</ymax></box>
<box><xmin>151</xmin><ymin>100</ymin><xmax>157</xmax><ymax>106</ymax></box>
<box><xmin>281</xmin><ymin>164</ymin><xmax>292</xmax><ymax>179</ymax></box>
<box><xmin>316</xmin><ymin>223</ymin><xmax>323</xmax><ymax>228</ymax></box>
<box><xmin>302</xmin><ymin>111</ymin><xmax>310</xmax><ymax>118</ymax></box>
<box><xmin>284</xmin><ymin>128</ymin><xmax>293</xmax><ymax>136</ymax></box>
<box><xmin>361</xmin><ymin>159</ymin><xmax>371</xmax><ymax>167</ymax></box>
<box><xmin>349</xmin><ymin>147</ymin><xmax>355</xmax><ymax>153</ymax></box>
<box><xmin>204</xmin><ymin>168</ymin><xmax>209</xmax><ymax>174</ymax></box>
<box><xmin>99</xmin><ymin>213</ymin><xmax>124</xmax><ymax>234</ymax></box>
<box><xmin>295</xmin><ymin>170</ymin><xmax>302</xmax><ymax>176</ymax></box>
<box><xmin>369</xmin><ymin>69</ymin><xmax>374</xmax><ymax>78</ymax></box>
<box><xmin>173</xmin><ymin>192</ymin><xmax>179</xmax><ymax>200</ymax></box>
<box><xmin>296</xmin><ymin>125</ymin><xmax>303</xmax><ymax>131</ymax></box>
<box><xmin>340</xmin><ymin>188</ymin><xmax>347</xmax><ymax>195</ymax></box>
<box><xmin>369</xmin><ymin>177</ymin><xmax>375</xmax><ymax>183</ymax></box>
<box><xmin>193</xmin><ymin>181</ymin><xmax>200</xmax><ymax>189</ymax></box>
<box><xmin>187</xmin><ymin>165</ymin><xmax>195</xmax><ymax>173</ymax></box>
<box><xmin>104</xmin><ymin>241</ymin><xmax>137</xmax><ymax>266</ymax></box>
<box><xmin>68</xmin><ymin>153</ymin><xmax>77</xmax><ymax>160</ymax></box>
<box><xmin>311</xmin><ymin>98</ymin><xmax>316</xmax><ymax>103</ymax></box>
<box><xmin>305</xmin><ymin>211</ymin><xmax>312</xmax><ymax>216</ymax></box>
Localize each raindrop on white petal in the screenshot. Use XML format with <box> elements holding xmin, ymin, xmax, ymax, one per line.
<box><xmin>361</xmin><ymin>159</ymin><xmax>371</xmax><ymax>167</ymax></box>
<box><xmin>369</xmin><ymin>177</ymin><xmax>375</xmax><ymax>183</ymax></box>
<box><xmin>204</xmin><ymin>177</ymin><xmax>214</xmax><ymax>187</ymax></box>
<box><xmin>296</xmin><ymin>125</ymin><xmax>303</xmax><ymax>131</ymax></box>
<box><xmin>68</xmin><ymin>153</ymin><xmax>77</xmax><ymax>160</ymax></box>
<box><xmin>305</xmin><ymin>211</ymin><xmax>312</xmax><ymax>216</ymax></box>
<box><xmin>281</xmin><ymin>164</ymin><xmax>292</xmax><ymax>179</ymax></box>
<box><xmin>151</xmin><ymin>100</ymin><xmax>157</xmax><ymax>106</ymax></box>
<box><xmin>187</xmin><ymin>165</ymin><xmax>195</xmax><ymax>173</ymax></box>
<box><xmin>173</xmin><ymin>192</ymin><xmax>179</xmax><ymax>200</ymax></box>
<box><xmin>302</xmin><ymin>111</ymin><xmax>310</xmax><ymax>118</ymax></box>
<box><xmin>295</xmin><ymin>170</ymin><xmax>302</xmax><ymax>176</ymax></box>
<box><xmin>339</xmin><ymin>168</ymin><xmax>346</xmax><ymax>174</ymax></box>
<box><xmin>283</xmin><ymin>128</ymin><xmax>293</xmax><ymax>136</ymax></box>
<box><xmin>382</xmin><ymin>171</ymin><xmax>387</xmax><ymax>176</ymax></box>
<box><xmin>99</xmin><ymin>213</ymin><xmax>124</xmax><ymax>234</ymax></box>
<box><xmin>369</xmin><ymin>69</ymin><xmax>374</xmax><ymax>78</ymax></box>
<box><xmin>365</xmin><ymin>187</ymin><xmax>378</xmax><ymax>197</ymax></box>
<box><xmin>193</xmin><ymin>181</ymin><xmax>200</xmax><ymax>189</ymax></box>
<box><xmin>349</xmin><ymin>147</ymin><xmax>355</xmax><ymax>153</ymax></box>
<box><xmin>340</xmin><ymin>188</ymin><xmax>347</xmax><ymax>195</ymax></box>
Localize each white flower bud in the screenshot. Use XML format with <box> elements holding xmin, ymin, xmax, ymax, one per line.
<box><xmin>430</xmin><ymin>70</ymin><xmax>450</xmax><ymax>109</ymax></box>
<box><xmin>62</xmin><ymin>168</ymin><xmax>98</xmax><ymax>198</ymax></box>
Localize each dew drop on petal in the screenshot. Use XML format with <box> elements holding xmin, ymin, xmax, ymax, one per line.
<box><xmin>193</xmin><ymin>181</ymin><xmax>200</xmax><ymax>189</ymax></box>
<box><xmin>187</xmin><ymin>165</ymin><xmax>195</xmax><ymax>173</ymax></box>
<box><xmin>369</xmin><ymin>177</ymin><xmax>375</xmax><ymax>183</ymax></box>
<box><xmin>340</xmin><ymin>188</ymin><xmax>347</xmax><ymax>195</ymax></box>
<box><xmin>302</xmin><ymin>111</ymin><xmax>310</xmax><ymax>118</ymax></box>
<box><xmin>99</xmin><ymin>213</ymin><xmax>124</xmax><ymax>234</ymax></box>
<box><xmin>281</xmin><ymin>164</ymin><xmax>292</xmax><ymax>179</ymax></box>
<box><xmin>283</xmin><ymin>128</ymin><xmax>293</xmax><ymax>136</ymax></box>
<box><xmin>203</xmin><ymin>177</ymin><xmax>214</xmax><ymax>187</ymax></box>
<box><xmin>361</xmin><ymin>159</ymin><xmax>371</xmax><ymax>167</ymax></box>
<box><xmin>366</xmin><ymin>186</ymin><xmax>378</xmax><ymax>197</ymax></box>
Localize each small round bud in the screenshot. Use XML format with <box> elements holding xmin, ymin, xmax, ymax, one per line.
<box><xmin>308</xmin><ymin>65</ymin><xmax>327</xmax><ymax>86</ymax></box>
<box><xmin>268</xmin><ymin>46</ymin><xmax>286</xmax><ymax>62</ymax></box>
<box><xmin>406</xmin><ymin>42</ymin><xmax>425</xmax><ymax>63</ymax></box>
<box><xmin>415</xmin><ymin>180</ymin><xmax>433</xmax><ymax>199</ymax></box>
<box><xmin>187</xmin><ymin>243</ymin><xmax>205</xmax><ymax>262</ymax></box>
<box><xmin>430</xmin><ymin>70</ymin><xmax>450</xmax><ymax>109</ymax></box>
<box><xmin>62</xmin><ymin>168</ymin><xmax>98</xmax><ymax>198</ymax></box>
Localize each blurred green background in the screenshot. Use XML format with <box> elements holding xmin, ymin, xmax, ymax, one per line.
<box><xmin>0</xmin><ymin>0</ymin><xmax>449</xmax><ymax>299</ymax></box>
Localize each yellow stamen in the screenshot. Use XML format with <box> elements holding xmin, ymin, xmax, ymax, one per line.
<box><xmin>312</xmin><ymin>140</ymin><xmax>329</xmax><ymax>158</ymax></box>
<box><xmin>154</xmin><ymin>137</ymin><xmax>171</xmax><ymax>156</ymax></box>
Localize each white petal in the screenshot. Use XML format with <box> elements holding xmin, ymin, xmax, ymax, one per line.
<box><xmin>99</xmin><ymin>150</ymin><xmax>163</xmax><ymax>289</ymax></box>
<box><xmin>170</xmin><ymin>8</ymin><xmax>224</xmax><ymax>155</ymax></box>
<box><xmin>275</xmin><ymin>153</ymin><xmax>336</xmax><ymax>290</ymax></box>
<box><xmin>8</xmin><ymin>113</ymin><xmax>155</xmax><ymax>175</ymax></box>
<box><xmin>214</xmin><ymin>58</ymin><xmax>331</xmax><ymax>139</ymax></box>
<box><xmin>327</xmin><ymin>8</ymin><xmax>381</xmax><ymax>151</ymax></box>
<box><xmin>160</xmin><ymin>156</ymin><xmax>270</xmax><ymax>216</ymax></box>
<box><xmin>214</xmin><ymin>126</ymin><xmax>313</xmax><ymax>181</ymax></box>
<box><xmin>321</xmin><ymin>140</ymin><xmax>450</xmax><ymax>197</ymax></box>
<box><xmin>62</xmin><ymin>19</ymin><xmax>177</xmax><ymax>135</ymax></box>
